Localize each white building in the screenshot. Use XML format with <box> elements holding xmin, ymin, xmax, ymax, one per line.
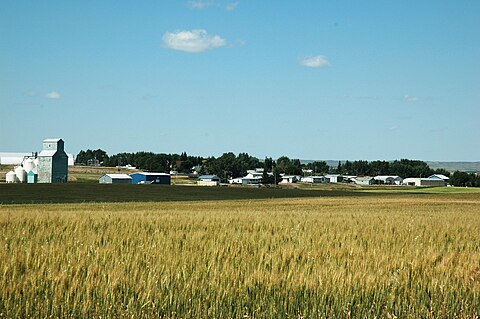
<box><xmin>301</xmin><ymin>176</ymin><xmax>329</xmax><ymax>183</ymax></box>
<box><xmin>403</xmin><ymin>177</ymin><xmax>446</xmax><ymax>187</ymax></box>
<box><xmin>279</xmin><ymin>175</ymin><xmax>300</xmax><ymax>183</ymax></box>
<box><xmin>0</xmin><ymin>152</ymin><xmax>74</xmax><ymax>166</ymax></box>
<box><xmin>325</xmin><ymin>174</ymin><xmax>343</xmax><ymax>183</ymax></box>
<box><xmin>353</xmin><ymin>176</ymin><xmax>376</xmax><ymax>185</ymax></box>
<box><xmin>198</xmin><ymin>175</ymin><xmax>221</xmax><ymax>186</ymax></box>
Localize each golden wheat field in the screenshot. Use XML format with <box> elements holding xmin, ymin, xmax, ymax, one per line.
<box><xmin>1</xmin><ymin>194</ymin><xmax>479</xmax><ymax>318</ymax></box>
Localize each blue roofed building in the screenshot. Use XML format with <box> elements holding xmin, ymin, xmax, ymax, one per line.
<box><xmin>130</xmin><ymin>172</ymin><xmax>171</xmax><ymax>185</ymax></box>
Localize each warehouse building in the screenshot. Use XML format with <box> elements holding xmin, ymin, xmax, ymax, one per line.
<box><xmin>130</xmin><ymin>172</ymin><xmax>171</xmax><ymax>185</ymax></box>
<box><xmin>99</xmin><ymin>174</ymin><xmax>132</xmax><ymax>184</ymax></box>
<box><xmin>403</xmin><ymin>177</ymin><xmax>446</xmax><ymax>187</ymax></box>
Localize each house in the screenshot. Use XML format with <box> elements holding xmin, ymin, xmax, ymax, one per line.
<box><xmin>99</xmin><ymin>174</ymin><xmax>132</xmax><ymax>184</ymax></box>
<box><xmin>325</xmin><ymin>174</ymin><xmax>343</xmax><ymax>183</ymax></box>
<box><xmin>353</xmin><ymin>176</ymin><xmax>376</xmax><ymax>185</ymax></box>
<box><xmin>300</xmin><ymin>176</ymin><xmax>329</xmax><ymax>183</ymax></box>
<box><xmin>374</xmin><ymin>175</ymin><xmax>403</xmax><ymax>185</ymax></box>
<box><xmin>403</xmin><ymin>177</ymin><xmax>446</xmax><ymax>187</ymax></box>
<box><xmin>198</xmin><ymin>175</ymin><xmax>221</xmax><ymax>186</ymax></box>
<box><xmin>130</xmin><ymin>172</ymin><xmax>171</xmax><ymax>185</ymax></box>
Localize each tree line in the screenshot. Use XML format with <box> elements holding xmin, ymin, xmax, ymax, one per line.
<box><xmin>75</xmin><ymin>149</ymin><xmax>478</xmax><ymax>186</ymax></box>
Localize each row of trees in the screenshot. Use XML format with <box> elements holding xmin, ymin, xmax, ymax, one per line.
<box><xmin>75</xmin><ymin>149</ymin><xmax>478</xmax><ymax>186</ymax></box>
<box><xmin>334</xmin><ymin>159</ymin><xmax>451</xmax><ymax>178</ymax></box>
<box><xmin>449</xmin><ymin>171</ymin><xmax>480</xmax><ymax>187</ymax></box>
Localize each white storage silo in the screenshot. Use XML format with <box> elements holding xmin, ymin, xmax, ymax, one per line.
<box><xmin>23</xmin><ymin>158</ymin><xmax>35</xmax><ymax>172</ymax></box>
<box><xmin>6</xmin><ymin>171</ymin><xmax>17</xmax><ymax>183</ymax></box>
<box><xmin>15</xmin><ymin>166</ymin><xmax>27</xmax><ymax>183</ymax></box>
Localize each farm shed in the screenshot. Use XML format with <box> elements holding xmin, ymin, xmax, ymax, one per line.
<box><xmin>99</xmin><ymin>174</ymin><xmax>132</xmax><ymax>184</ymax></box>
<box><xmin>130</xmin><ymin>172</ymin><xmax>171</xmax><ymax>185</ymax></box>
<box><xmin>325</xmin><ymin>174</ymin><xmax>343</xmax><ymax>183</ymax></box>
<box><xmin>374</xmin><ymin>175</ymin><xmax>403</xmax><ymax>185</ymax></box>
<box><xmin>279</xmin><ymin>175</ymin><xmax>300</xmax><ymax>184</ymax></box>
<box><xmin>198</xmin><ymin>175</ymin><xmax>221</xmax><ymax>186</ymax></box>
<box><xmin>301</xmin><ymin>176</ymin><xmax>329</xmax><ymax>183</ymax></box>
<box><xmin>353</xmin><ymin>176</ymin><xmax>376</xmax><ymax>185</ymax></box>
<box><xmin>403</xmin><ymin>178</ymin><xmax>446</xmax><ymax>187</ymax></box>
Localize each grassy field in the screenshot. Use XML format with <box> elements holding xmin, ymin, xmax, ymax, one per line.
<box><xmin>1</xmin><ymin>193</ymin><xmax>479</xmax><ymax>318</ymax></box>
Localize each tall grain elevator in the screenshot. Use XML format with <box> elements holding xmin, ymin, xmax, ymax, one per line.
<box><xmin>37</xmin><ymin>138</ymin><xmax>68</xmax><ymax>183</ymax></box>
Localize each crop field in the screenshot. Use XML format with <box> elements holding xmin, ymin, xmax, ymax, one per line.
<box><xmin>1</xmin><ymin>193</ymin><xmax>480</xmax><ymax>318</ymax></box>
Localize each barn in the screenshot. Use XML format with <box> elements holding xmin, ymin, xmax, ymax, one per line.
<box><xmin>198</xmin><ymin>175</ymin><xmax>221</xmax><ymax>186</ymax></box>
<box><xmin>99</xmin><ymin>174</ymin><xmax>132</xmax><ymax>184</ymax></box>
<box><xmin>403</xmin><ymin>178</ymin><xmax>446</xmax><ymax>187</ymax></box>
<box><xmin>130</xmin><ymin>172</ymin><xmax>171</xmax><ymax>185</ymax></box>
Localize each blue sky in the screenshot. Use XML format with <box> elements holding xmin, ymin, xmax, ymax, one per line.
<box><xmin>1</xmin><ymin>1</ymin><xmax>479</xmax><ymax>161</ymax></box>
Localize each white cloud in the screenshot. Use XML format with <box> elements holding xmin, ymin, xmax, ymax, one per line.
<box><xmin>25</xmin><ymin>91</ymin><xmax>37</xmax><ymax>97</ymax></box>
<box><xmin>45</xmin><ymin>91</ymin><xmax>61</xmax><ymax>99</ymax></box>
<box><xmin>162</xmin><ymin>29</ymin><xmax>226</xmax><ymax>53</ymax></box>
<box><xmin>187</xmin><ymin>0</ymin><xmax>213</xmax><ymax>9</ymax></box>
<box><xmin>187</xmin><ymin>1</ymin><xmax>238</xmax><ymax>10</ymax></box>
<box><xmin>300</xmin><ymin>55</ymin><xmax>330</xmax><ymax>68</ymax></box>
<box><xmin>224</xmin><ymin>2</ymin><xmax>239</xmax><ymax>10</ymax></box>
<box><xmin>404</xmin><ymin>94</ymin><xmax>418</xmax><ymax>102</ymax></box>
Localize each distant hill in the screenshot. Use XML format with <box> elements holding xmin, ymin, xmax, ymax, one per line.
<box><xmin>426</xmin><ymin>161</ymin><xmax>480</xmax><ymax>173</ymax></box>
<box><xmin>300</xmin><ymin>160</ymin><xmax>480</xmax><ymax>173</ymax></box>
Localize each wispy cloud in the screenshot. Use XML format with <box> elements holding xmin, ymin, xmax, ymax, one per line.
<box><xmin>162</xmin><ymin>29</ymin><xmax>226</xmax><ymax>53</ymax></box>
<box><xmin>187</xmin><ymin>1</ymin><xmax>238</xmax><ymax>11</ymax></box>
<box><xmin>300</xmin><ymin>55</ymin><xmax>330</xmax><ymax>68</ymax></box>
<box><xmin>403</xmin><ymin>94</ymin><xmax>418</xmax><ymax>102</ymax></box>
<box><xmin>45</xmin><ymin>91</ymin><xmax>61</xmax><ymax>99</ymax></box>
<box><xmin>224</xmin><ymin>2</ymin><xmax>239</xmax><ymax>11</ymax></box>
<box><xmin>25</xmin><ymin>91</ymin><xmax>37</xmax><ymax>97</ymax></box>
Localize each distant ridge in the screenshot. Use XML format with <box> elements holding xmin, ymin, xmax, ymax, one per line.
<box><xmin>426</xmin><ymin>161</ymin><xmax>480</xmax><ymax>173</ymax></box>
<box><xmin>300</xmin><ymin>160</ymin><xmax>480</xmax><ymax>173</ymax></box>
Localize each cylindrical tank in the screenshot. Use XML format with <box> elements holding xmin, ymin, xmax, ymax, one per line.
<box><xmin>6</xmin><ymin>171</ymin><xmax>17</xmax><ymax>183</ymax></box>
<box><xmin>23</xmin><ymin>158</ymin><xmax>35</xmax><ymax>172</ymax></box>
<box><xmin>15</xmin><ymin>166</ymin><xmax>27</xmax><ymax>183</ymax></box>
